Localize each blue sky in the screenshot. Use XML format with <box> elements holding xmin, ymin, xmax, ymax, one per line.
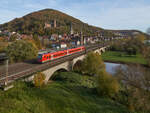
<box><xmin>0</xmin><ymin>0</ymin><xmax>150</xmax><ymax>32</ymax></box>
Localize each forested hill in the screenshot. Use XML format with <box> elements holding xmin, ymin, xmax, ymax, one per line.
<box><xmin>0</xmin><ymin>9</ymin><xmax>103</xmax><ymax>36</ymax></box>
<box><xmin>107</xmin><ymin>29</ymin><xmax>149</xmax><ymax>38</ymax></box>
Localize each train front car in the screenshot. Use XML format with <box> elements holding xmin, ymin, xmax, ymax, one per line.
<box><xmin>37</xmin><ymin>53</ymin><xmax>44</xmax><ymax>63</ymax></box>
<box><xmin>37</xmin><ymin>50</ymin><xmax>51</xmax><ymax>63</ymax></box>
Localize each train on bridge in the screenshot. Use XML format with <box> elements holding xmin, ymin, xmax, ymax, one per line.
<box><xmin>37</xmin><ymin>46</ymin><xmax>85</xmax><ymax>63</ymax></box>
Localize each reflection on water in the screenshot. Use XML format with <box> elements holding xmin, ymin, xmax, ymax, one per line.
<box><xmin>104</xmin><ymin>62</ymin><xmax>121</xmax><ymax>75</ymax></box>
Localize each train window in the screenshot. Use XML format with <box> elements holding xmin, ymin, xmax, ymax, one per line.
<box><xmin>38</xmin><ymin>54</ymin><xmax>43</xmax><ymax>59</ymax></box>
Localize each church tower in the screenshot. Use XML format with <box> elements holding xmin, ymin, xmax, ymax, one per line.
<box><xmin>70</xmin><ymin>23</ymin><xmax>74</xmax><ymax>35</ymax></box>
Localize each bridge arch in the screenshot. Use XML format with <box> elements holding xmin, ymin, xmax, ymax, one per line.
<box><xmin>94</xmin><ymin>49</ymin><xmax>101</xmax><ymax>55</ymax></box>
<box><xmin>71</xmin><ymin>55</ymin><xmax>85</xmax><ymax>69</ymax></box>
<box><xmin>100</xmin><ymin>48</ymin><xmax>105</xmax><ymax>53</ymax></box>
<box><xmin>50</xmin><ymin>68</ymin><xmax>68</xmax><ymax>80</ymax></box>
<box><xmin>72</xmin><ymin>60</ymin><xmax>83</xmax><ymax>72</ymax></box>
<box><xmin>43</xmin><ymin>62</ymin><xmax>70</xmax><ymax>82</ymax></box>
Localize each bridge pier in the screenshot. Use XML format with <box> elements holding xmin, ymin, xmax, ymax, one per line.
<box><xmin>94</xmin><ymin>47</ymin><xmax>106</xmax><ymax>55</ymax></box>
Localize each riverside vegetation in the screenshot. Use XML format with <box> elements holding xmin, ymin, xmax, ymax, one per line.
<box><xmin>102</xmin><ymin>34</ymin><xmax>150</xmax><ymax>66</ymax></box>
<box><xmin>0</xmin><ymin>52</ymin><xmax>150</xmax><ymax>113</ymax></box>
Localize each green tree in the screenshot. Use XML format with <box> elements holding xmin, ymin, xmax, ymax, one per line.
<box><xmin>9</xmin><ymin>34</ymin><xmax>18</xmax><ymax>42</ymax></box>
<box><xmin>33</xmin><ymin>34</ymin><xmax>42</xmax><ymax>49</ymax></box>
<box><xmin>82</xmin><ymin>52</ymin><xmax>105</xmax><ymax>76</ymax></box>
<box><xmin>33</xmin><ymin>72</ymin><xmax>46</xmax><ymax>88</ymax></box>
<box><xmin>97</xmin><ymin>70</ymin><xmax>119</xmax><ymax>97</ymax></box>
<box><xmin>6</xmin><ymin>40</ymin><xmax>38</xmax><ymax>63</ymax></box>
<box><xmin>81</xmin><ymin>52</ymin><xmax>119</xmax><ymax>98</ymax></box>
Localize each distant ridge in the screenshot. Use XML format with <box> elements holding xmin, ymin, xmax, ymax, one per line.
<box><xmin>0</xmin><ymin>9</ymin><xmax>103</xmax><ymax>36</ymax></box>
<box><xmin>0</xmin><ymin>9</ymin><xmax>147</xmax><ymax>37</ymax></box>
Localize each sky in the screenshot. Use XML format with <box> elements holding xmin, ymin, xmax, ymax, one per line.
<box><xmin>0</xmin><ymin>0</ymin><xmax>150</xmax><ymax>32</ymax></box>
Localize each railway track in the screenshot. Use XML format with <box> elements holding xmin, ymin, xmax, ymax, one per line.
<box><xmin>0</xmin><ymin>44</ymin><xmax>107</xmax><ymax>86</ymax></box>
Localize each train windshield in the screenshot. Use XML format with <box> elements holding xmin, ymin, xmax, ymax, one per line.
<box><xmin>37</xmin><ymin>54</ymin><xmax>43</xmax><ymax>59</ymax></box>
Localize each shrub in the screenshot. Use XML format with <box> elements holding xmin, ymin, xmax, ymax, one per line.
<box><xmin>54</xmin><ymin>72</ymin><xmax>82</xmax><ymax>84</ymax></box>
<box><xmin>97</xmin><ymin>70</ymin><xmax>120</xmax><ymax>97</ymax></box>
<box><xmin>33</xmin><ymin>72</ymin><xmax>46</xmax><ymax>88</ymax></box>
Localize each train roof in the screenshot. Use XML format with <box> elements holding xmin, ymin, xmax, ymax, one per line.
<box><xmin>38</xmin><ymin>46</ymin><xmax>85</xmax><ymax>55</ymax></box>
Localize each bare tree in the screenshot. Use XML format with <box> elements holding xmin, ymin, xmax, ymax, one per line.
<box><xmin>116</xmin><ymin>64</ymin><xmax>150</xmax><ymax>90</ymax></box>
<box><xmin>146</xmin><ymin>28</ymin><xmax>150</xmax><ymax>35</ymax></box>
<box><xmin>115</xmin><ymin>64</ymin><xmax>150</xmax><ymax>112</ymax></box>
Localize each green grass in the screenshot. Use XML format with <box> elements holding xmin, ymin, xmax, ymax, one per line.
<box><xmin>0</xmin><ymin>72</ymin><xmax>129</xmax><ymax>113</ymax></box>
<box><xmin>102</xmin><ymin>51</ymin><xmax>147</xmax><ymax>65</ymax></box>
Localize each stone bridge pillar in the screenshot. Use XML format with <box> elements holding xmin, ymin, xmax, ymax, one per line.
<box><xmin>43</xmin><ymin>54</ymin><xmax>86</xmax><ymax>83</ymax></box>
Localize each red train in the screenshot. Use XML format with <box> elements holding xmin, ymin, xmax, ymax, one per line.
<box><xmin>37</xmin><ymin>46</ymin><xmax>85</xmax><ymax>63</ymax></box>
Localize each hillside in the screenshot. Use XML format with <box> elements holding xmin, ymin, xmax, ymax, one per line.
<box><xmin>0</xmin><ymin>9</ymin><xmax>103</xmax><ymax>36</ymax></box>
<box><xmin>0</xmin><ymin>9</ymin><xmax>148</xmax><ymax>38</ymax></box>
<box><xmin>107</xmin><ymin>29</ymin><xmax>150</xmax><ymax>38</ymax></box>
<box><xmin>0</xmin><ymin>72</ymin><xmax>129</xmax><ymax>113</ymax></box>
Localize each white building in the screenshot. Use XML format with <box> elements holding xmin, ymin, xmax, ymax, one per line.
<box><xmin>60</xmin><ymin>43</ymin><xmax>67</xmax><ymax>48</ymax></box>
<box><xmin>77</xmin><ymin>40</ymin><xmax>80</xmax><ymax>45</ymax></box>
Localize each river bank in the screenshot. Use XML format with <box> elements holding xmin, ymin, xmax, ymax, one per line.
<box><xmin>102</xmin><ymin>51</ymin><xmax>148</xmax><ymax>66</ymax></box>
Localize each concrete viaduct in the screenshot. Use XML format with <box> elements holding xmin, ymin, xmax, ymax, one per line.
<box><xmin>25</xmin><ymin>46</ymin><xmax>107</xmax><ymax>83</ymax></box>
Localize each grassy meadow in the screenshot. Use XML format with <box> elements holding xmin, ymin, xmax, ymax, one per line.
<box><xmin>0</xmin><ymin>72</ymin><xmax>129</xmax><ymax>113</ymax></box>
<box><xmin>102</xmin><ymin>51</ymin><xmax>147</xmax><ymax>65</ymax></box>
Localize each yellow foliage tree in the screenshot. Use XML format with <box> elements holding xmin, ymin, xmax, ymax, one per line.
<box><xmin>33</xmin><ymin>72</ymin><xmax>46</xmax><ymax>88</ymax></box>
<box><xmin>97</xmin><ymin>70</ymin><xmax>120</xmax><ymax>97</ymax></box>
<box><xmin>135</xmin><ymin>34</ymin><xmax>146</xmax><ymax>43</ymax></box>
<box><xmin>82</xmin><ymin>52</ymin><xmax>105</xmax><ymax>76</ymax></box>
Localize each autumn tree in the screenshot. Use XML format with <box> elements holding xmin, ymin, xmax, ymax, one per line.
<box><xmin>146</xmin><ymin>27</ymin><xmax>150</xmax><ymax>35</ymax></box>
<box><xmin>115</xmin><ymin>65</ymin><xmax>150</xmax><ymax>112</ymax></box>
<box><xmin>9</xmin><ymin>34</ymin><xmax>18</xmax><ymax>42</ymax></box>
<box><xmin>6</xmin><ymin>40</ymin><xmax>38</xmax><ymax>63</ymax></box>
<box><xmin>33</xmin><ymin>34</ymin><xmax>42</xmax><ymax>49</ymax></box>
<box><xmin>97</xmin><ymin>70</ymin><xmax>119</xmax><ymax>97</ymax></box>
<box><xmin>81</xmin><ymin>52</ymin><xmax>105</xmax><ymax>76</ymax></box>
<box><xmin>80</xmin><ymin>52</ymin><xmax>120</xmax><ymax>97</ymax></box>
<box><xmin>33</xmin><ymin>72</ymin><xmax>46</xmax><ymax>88</ymax></box>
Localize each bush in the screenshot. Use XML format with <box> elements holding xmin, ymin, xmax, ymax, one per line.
<box><xmin>33</xmin><ymin>72</ymin><xmax>46</xmax><ymax>88</ymax></box>
<box><xmin>126</xmin><ymin>87</ymin><xmax>150</xmax><ymax>112</ymax></box>
<box><xmin>54</xmin><ymin>72</ymin><xmax>82</xmax><ymax>84</ymax></box>
<box><xmin>97</xmin><ymin>70</ymin><xmax>120</xmax><ymax>97</ymax></box>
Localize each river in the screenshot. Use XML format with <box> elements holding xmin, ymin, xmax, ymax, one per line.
<box><xmin>105</xmin><ymin>62</ymin><xmax>121</xmax><ymax>75</ymax></box>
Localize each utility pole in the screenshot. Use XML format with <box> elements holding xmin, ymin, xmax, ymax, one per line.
<box><xmin>5</xmin><ymin>59</ymin><xmax>8</xmax><ymax>85</ymax></box>
<box><xmin>80</xmin><ymin>30</ymin><xmax>84</xmax><ymax>46</ymax></box>
<box><xmin>70</xmin><ymin>23</ymin><xmax>74</xmax><ymax>35</ymax></box>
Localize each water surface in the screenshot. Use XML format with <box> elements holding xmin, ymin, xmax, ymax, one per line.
<box><xmin>105</xmin><ymin>62</ymin><xmax>121</xmax><ymax>75</ymax></box>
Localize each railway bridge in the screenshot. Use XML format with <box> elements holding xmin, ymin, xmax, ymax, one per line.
<box><xmin>0</xmin><ymin>44</ymin><xmax>108</xmax><ymax>89</ymax></box>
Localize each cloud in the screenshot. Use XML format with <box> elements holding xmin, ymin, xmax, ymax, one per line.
<box><xmin>97</xmin><ymin>2</ymin><xmax>150</xmax><ymax>31</ymax></box>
